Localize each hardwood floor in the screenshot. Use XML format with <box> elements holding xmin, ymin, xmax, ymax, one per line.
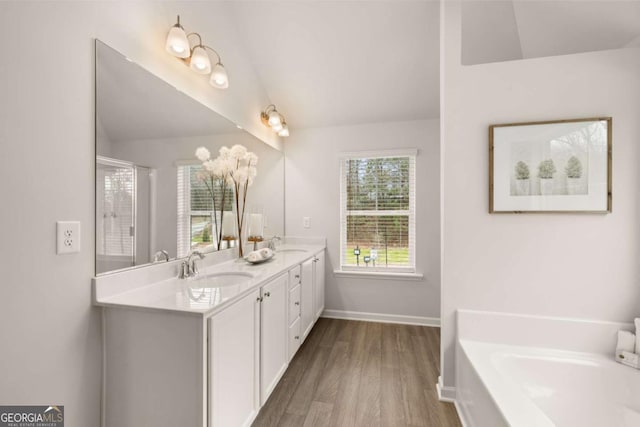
<box><xmin>253</xmin><ymin>318</ymin><xmax>462</xmax><ymax>427</ymax></box>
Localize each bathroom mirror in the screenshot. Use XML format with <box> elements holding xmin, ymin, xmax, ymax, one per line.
<box><xmin>95</xmin><ymin>40</ymin><xmax>284</xmax><ymax>275</ymax></box>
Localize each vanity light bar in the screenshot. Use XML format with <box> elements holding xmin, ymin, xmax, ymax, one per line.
<box><xmin>165</xmin><ymin>15</ymin><xmax>229</xmax><ymax>89</ymax></box>
<box><xmin>261</xmin><ymin>105</ymin><xmax>289</xmax><ymax>137</ymax></box>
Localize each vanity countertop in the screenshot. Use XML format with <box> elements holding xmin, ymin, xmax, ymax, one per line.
<box><xmin>93</xmin><ymin>243</ymin><xmax>325</xmax><ymax>317</ymax></box>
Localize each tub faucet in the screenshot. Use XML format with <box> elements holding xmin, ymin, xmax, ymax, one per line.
<box><xmin>179</xmin><ymin>250</ymin><xmax>205</xmax><ymax>279</ymax></box>
<box><xmin>268</xmin><ymin>236</ymin><xmax>282</xmax><ymax>251</ymax></box>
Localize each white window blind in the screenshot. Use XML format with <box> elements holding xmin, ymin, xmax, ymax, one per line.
<box><xmin>340</xmin><ymin>151</ymin><xmax>416</xmax><ymax>273</ymax></box>
<box><xmin>177</xmin><ymin>164</ymin><xmax>233</xmax><ymax>258</ymax></box>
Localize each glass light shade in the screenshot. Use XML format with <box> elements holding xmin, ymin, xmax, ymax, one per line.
<box><xmin>209</xmin><ymin>63</ymin><xmax>229</xmax><ymax>89</ymax></box>
<box><xmin>271</xmin><ymin>122</ymin><xmax>283</xmax><ymax>132</ymax></box>
<box><xmin>268</xmin><ymin>111</ymin><xmax>282</xmax><ymax>127</ymax></box>
<box><xmin>278</xmin><ymin>125</ymin><xmax>289</xmax><ymax>137</ymax></box>
<box><xmin>190</xmin><ymin>46</ymin><xmax>211</xmax><ymax>74</ymax></box>
<box><xmin>165</xmin><ymin>26</ymin><xmax>190</xmax><ymax>58</ymax></box>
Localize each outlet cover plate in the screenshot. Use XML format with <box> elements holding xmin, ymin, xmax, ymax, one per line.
<box><xmin>57</xmin><ymin>221</ymin><xmax>81</xmax><ymax>254</ymax></box>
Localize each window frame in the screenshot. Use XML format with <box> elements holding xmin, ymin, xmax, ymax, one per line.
<box><xmin>339</xmin><ymin>149</ymin><xmax>417</xmax><ymax>274</ymax></box>
<box><xmin>177</xmin><ymin>162</ymin><xmax>217</xmax><ymax>258</ymax></box>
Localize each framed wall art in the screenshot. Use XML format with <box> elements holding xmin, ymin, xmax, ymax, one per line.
<box><xmin>489</xmin><ymin>117</ymin><xmax>612</xmax><ymax>213</ymax></box>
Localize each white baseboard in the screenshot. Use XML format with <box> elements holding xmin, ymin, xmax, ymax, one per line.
<box><xmin>321</xmin><ymin>309</ymin><xmax>440</xmax><ymax>327</ymax></box>
<box><xmin>454</xmin><ymin>400</ymin><xmax>470</xmax><ymax>427</ymax></box>
<box><xmin>436</xmin><ymin>376</ymin><xmax>456</xmax><ymax>402</ymax></box>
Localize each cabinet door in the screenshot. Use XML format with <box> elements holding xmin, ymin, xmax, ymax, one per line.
<box><xmin>260</xmin><ymin>272</ymin><xmax>289</xmax><ymax>405</ymax></box>
<box><xmin>288</xmin><ymin>265</ymin><xmax>301</xmax><ymax>290</ymax></box>
<box><xmin>209</xmin><ymin>289</ymin><xmax>260</xmax><ymax>427</ymax></box>
<box><xmin>300</xmin><ymin>258</ymin><xmax>315</xmax><ymax>341</ymax></box>
<box><xmin>288</xmin><ymin>316</ymin><xmax>301</xmax><ymax>361</ymax></box>
<box><xmin>289</xmin><ymin>284</ymin><xmax>301</xmax><ymax>326</ymax></box>
<box><xmin>313</xmin><ymin>251</ymin><xmax>325</xmax><ymax>320</ymax></box>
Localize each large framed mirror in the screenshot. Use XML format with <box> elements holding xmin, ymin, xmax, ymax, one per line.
<box><xmin>95</xmin><ymin>40</ymin><xmax>284</xmax><ymax>275</ymax></box>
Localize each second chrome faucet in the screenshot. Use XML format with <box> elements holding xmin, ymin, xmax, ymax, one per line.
<box><xmin>179</xmin><ymin>250</ymin><xmax>205</xmax><ymax>279</ymax></box>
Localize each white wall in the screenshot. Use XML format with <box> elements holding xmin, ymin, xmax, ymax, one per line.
<box><xmin>0</xmin><ymin>2</ymin><xmax>278</xmax><ymax>425</ymax></box>
<box><xmin>441</xmin><ymin>1</ymin><xmax>640</xmax><ymax>390</ymax></box>
<box><xmin>285</xmin><ymin>120</ymin><xmax>441</xmax><ymax>320</ymax></box>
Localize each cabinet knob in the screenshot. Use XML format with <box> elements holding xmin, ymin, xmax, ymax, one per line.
<box><xmin>294</xmin><ymin>301</ymin><xmax>300</xmax><ymax>306</ymax></box>
<box><xmin>264</xmin><ymin>292</ymin><xmax>271</xmax><ymax>297</ymax></box>
<box><xmin>295</xmin><ymin>274</ymin><xmax>300</xmax><ymax>279</ymax></box>
<box><xmin>294</xmin><ymin>336</ymin><xmax>299</xmax><ymax>340</ymax></box>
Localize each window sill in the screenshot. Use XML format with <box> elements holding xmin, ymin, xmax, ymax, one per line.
<box><xmin>333</xmin><ymin>270</ymin><xmax>424</xmax><ymax>281</ymax></box>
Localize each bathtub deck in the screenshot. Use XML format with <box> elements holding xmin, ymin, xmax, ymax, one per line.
<box><xmin>253</xmin><ymin>318</ymin><xmax>461</xmax><ymax>427</ymax></box>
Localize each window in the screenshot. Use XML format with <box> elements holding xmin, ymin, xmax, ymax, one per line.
<box><xmin>177</xmin><ymin>164</ymin><xmax>233</xmax><ymax>258</ymax></box>
<box><xmin>340</xmin><ymin>150</ymin><xmax>416</xmax><ymax>273</ymax></box>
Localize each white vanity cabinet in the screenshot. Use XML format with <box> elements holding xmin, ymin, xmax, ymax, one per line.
<box><xmin>259</xmin><ymin>272</ymin><xmax>288</xmax><ymax>405</ymax></box>
<box><xmin>313</xmin><ymin>251</ymin><xmax>325</xmax><ymax>320</ymax></box>
<box><xmin>287</xmin><ymin>266</ymin><xmax>302</xmax><ymax>360</ymax></box>
<box><xmin>99</xmin><ymin>247</ymin><xmax>326</xmax><ymax>427</ymax></box>
<box><xmin>300</xmin><ymin>258</ymin><xmax>315</xmax><ymax>341</ymax></box>
<box><xmin>209</xmin><ymin>289</ymin><xmax>260</xmax><ymax>427</ymax></box>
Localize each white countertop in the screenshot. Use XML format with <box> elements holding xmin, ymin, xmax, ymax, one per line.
<box><xmin>94</xmin><ymin>243</ymin><xmax>325</xmax><ymax>317</ymax></box>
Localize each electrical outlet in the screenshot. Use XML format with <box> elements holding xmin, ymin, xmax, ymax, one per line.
<box><xmin>303</xmin><ymin>217</ymin><xmax>311</xmax><ymax>229</ymax></box>
<box><xmin>57</xmin><ymin>221</ymin><xmax>81</xmax><ymax>254</ymax></box>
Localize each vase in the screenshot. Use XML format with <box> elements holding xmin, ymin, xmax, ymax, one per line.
<box><xmin>540</xmin><ymin>178</ymin><xmax>554</xmax><ymax>195</ymax></box>
<box><xmin>566</xmin><ymin>177</ymin><xmax>580</xmax><ymax>195</ymax></box>
<box><xmin>515</xmin><ymin>179</ymin><xmax>530</xmax><ymax>196</ymax></box>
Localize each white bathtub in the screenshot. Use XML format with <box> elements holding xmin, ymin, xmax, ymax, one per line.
<box><xmin>455</xmin><ymin>310</ymin><xmax>637</xmax><ymax>427</ymax></box>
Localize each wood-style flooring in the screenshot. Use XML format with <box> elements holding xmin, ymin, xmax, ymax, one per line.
<box><xmin>253</xmin><ymin>318</ymin><xmax>462</xmax><ymax>427</ymax></box>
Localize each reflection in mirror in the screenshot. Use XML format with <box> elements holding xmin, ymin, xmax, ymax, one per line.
<box><xmin>95</xmin><ymin>40</ymin><xmax>284</xmax><ymax>275</ymax></box>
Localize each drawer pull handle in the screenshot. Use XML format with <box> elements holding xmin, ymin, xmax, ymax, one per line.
<box><xmin>256</xmin><ymin>297</ymin><xmax>263</xmax><ymax>302</ymax></box>
<box><xmin>294</xmin><ymin>301</ymin><xmax>300</xmax><ymax>306</ymax></box>
<box><xmin>264</xmin><ymin>292</ymin><xmax>271</xmax><ymax>297</ymax></box>
<box><xmin>295</xmin><ymin>274</ymin><xmax>300</xmax><ymax>279</ymax></box>
<box><xmin>294</xmin><ymin>336</ymin><xmax>300</xmax><ymax>340</ymax></box>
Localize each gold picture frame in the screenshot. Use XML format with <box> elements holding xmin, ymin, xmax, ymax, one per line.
<box><xmin>489</xmin><ymin>117</ymin><xmax>612</xmax><ymax>213</ymax></box>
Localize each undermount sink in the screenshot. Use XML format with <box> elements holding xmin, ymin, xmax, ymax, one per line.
<box><xmin>191</xmin><ymin>272</ymin><xmax>254</xmax><ymax>287</ymax></box>
<box><xmin>277</xmin><ymin>249</ymin><xmax>308</xmax><ymax>253</ymax></box>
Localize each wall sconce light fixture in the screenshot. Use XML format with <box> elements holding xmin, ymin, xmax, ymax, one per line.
<box><xmin>165</xmin><ymin>15</ymin><xmax>229</xmax><ymax>89</ymax></box>
<box><xmin>261</xmin><ymin>104</ymin><xmax>289</xmax><ymax>137</ymax></box>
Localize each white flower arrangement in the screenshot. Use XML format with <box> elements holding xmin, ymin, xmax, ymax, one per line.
<box><xmin>195</xmin><ymin>144</ymin><xmax>258</xmax><ymax>257</ymax></box>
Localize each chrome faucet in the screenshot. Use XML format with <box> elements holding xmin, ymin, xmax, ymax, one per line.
<box><xmin>179</xmin><ymin>250</ymin><xmax>205</xmax><ymax>279</ymax></box>
<box><xmin>153</xmin><ymin>250</ymin><xmax>170</xmax><ymax>262</ymax></box>
<box><xmin>268</xmin><ymin>236</ymin><xmax>282</xmax><ymax>251</ymax></box>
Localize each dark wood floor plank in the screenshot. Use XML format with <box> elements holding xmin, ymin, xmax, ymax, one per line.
<box><xmin>285</xmin><ymin>346</ymin><xmax>331</xmax><ymax>416</ymax></box>
<box><xmin>380</xmin><ymin>365</ymin><xmax>407</xmax><ymax>427</ymax></box>
<box><xmin>278</xmin><ymin>412</ymin><xmax>306</xmax><ymax>427</ymax></box>
<box><xmin>253</xmin><ymin>318</ymin><xmax>462</xmax><ymax>427</ymax></box>
<box><xmin>399</xmin><ymin>349</ymin><xmax>432</xmax><ymax>426</ymax></box>
<box><xmin>302</xmin><ymin>401</ymin><xmax>333</xmax><ymax>427</ymax></box>
<box><xmin>355</xmin><ymin>371</ymin><xmax>381</xmax><ymax>427</ymax></box>
<box><xmin>318</xmin><ymin>318</ymin><xmax>340</xmax><ymax>348</ymax></box>
<box><xmin>313</xmin><ymin>340</ymin><xmax>350</xmax><ymax>404</ymax></box>
<box><xmin>327</xmin><ymin>356</ymin><xmax>362</xmax><ymax>427</ymax></box>
<box><xmin>362</xmin><ymin>322</ymin><xmax>382</xmax><ymax>379</ymax></box>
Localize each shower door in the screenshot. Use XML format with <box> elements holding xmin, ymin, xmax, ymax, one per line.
<box><xmin>96</xmin><ymin>157</ymin><xmax>151</xmax><ymax>274</ymax></box>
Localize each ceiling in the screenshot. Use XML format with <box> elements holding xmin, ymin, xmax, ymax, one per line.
<box><xmin>462</xmin><ymin>1</ymin><xmax>640</xmax><ymax>65</ymax></box>
<box><xmin>101</xmin><ymin>1</ymin><xmax>640</xmax><ymax>136</ymax></box>
<box><xmin>229</xmin><ymin>1</ymin><xmax>441</xmax><ymax>129</ymax></box>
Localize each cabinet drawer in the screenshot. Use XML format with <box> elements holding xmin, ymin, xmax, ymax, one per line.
<box><xmin>288</xmin><ymin>317</ymin><xmax>301</xmax><ymax>361</ymax></box>
<box><xmin>289</xmin><ymin>284</ymin><xmax>301</xmax><ymax>325</ymax></box>
<box><xmin>288</xmin><ymin>265</ymin><xmax>301</xmax><ymax>290</ymax></box>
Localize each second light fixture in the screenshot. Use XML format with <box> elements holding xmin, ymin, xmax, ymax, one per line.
<box><xmin>165</xmin><ymin>15</ymin><xmax>229</xmax><ymax>89</ymax></box>
<box><xmin>261</xmin><ymin>105</ymin><xmax>289</xmax><ymax>137</ymax></box>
